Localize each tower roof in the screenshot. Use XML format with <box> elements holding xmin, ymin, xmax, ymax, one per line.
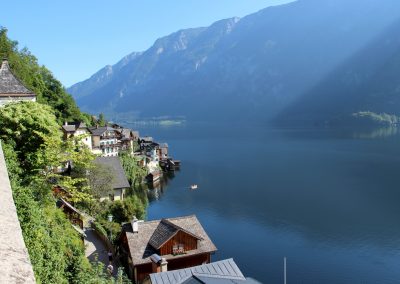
<box><xmin>0</xmin><ymin>59</ymin><xmax>35</xmax><ymax>96</ymax></box>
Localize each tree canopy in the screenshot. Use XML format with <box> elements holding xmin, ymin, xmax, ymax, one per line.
<box><xmin>0</xmin><ymin>101</ymin><xmax>61</xmax><ymax>173</ymax></box>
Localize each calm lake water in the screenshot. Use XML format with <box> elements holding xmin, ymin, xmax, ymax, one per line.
<box><xmin>128</xmin><ymin>122</ymin><xmax>400</xmax><ymax>283</ymax></box>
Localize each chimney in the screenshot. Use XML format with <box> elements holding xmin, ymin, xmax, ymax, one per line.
<box><xmin>131</xmin><ymin>216</ymin><xmax>138</xmax><ymax>233</ymax></box>
<box><xmin>150</xmin><ymin>254</ymin><xmax>167</xmax><ymax>273</ymax></box>
<box><xmin>64</xmin><ymin>121</ymin><xmax>68</xmax><ymax>126</ymax></box>
<box><xmin>160</xmin><ymin>258</ymin><xmax>168</xmax><ymax>272</ymax></box>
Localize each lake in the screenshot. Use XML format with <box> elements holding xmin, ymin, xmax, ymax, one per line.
<box><xmin>128</xmin><ymin>122</ymin><xmax>400</xmax><ymax>283</ymax></box>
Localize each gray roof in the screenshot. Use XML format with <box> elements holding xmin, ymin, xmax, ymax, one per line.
<box><xmin>123</xmin><ymin>215</ymin><xmax>217</xmax><ymax>266</ymax></box>
<box><xmin>149</xmin><ymin>219</ymin><xmax>203</xmax><ymax>250</ymax></box>
<box><xmin>62</xmin><ymin>122</ymin><xmax>87</xmax><ymax>133</ymax></box>
<box><xmin>149</xmin><ymin>259</ymin><xmax>260</xmax><ymax>284</ymax></box>
<box><xmin>94</xmin><ymin>157</ymin><xmax>130</xmax><ymax>189</ymax></box>
<box><xmin>89</xmin><ymin>126</ymin><xmax>117</xmax><ymax>136</ymax></box>
<box><xmin>0</xmin><ymin>60</ymin><xmax>35</xmax><ymax>96</ymax></box>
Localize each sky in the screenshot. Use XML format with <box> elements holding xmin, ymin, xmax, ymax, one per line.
<box><xmin>1</xmin><ymin>0</ymin><xmax>294</xmax><ymax>87</ymax></box>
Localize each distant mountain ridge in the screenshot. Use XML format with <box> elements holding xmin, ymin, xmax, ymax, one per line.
<box><xmin>68</xmin><ymin>0</ymin><xmax>400</xmax><ymax>124</ymax></box>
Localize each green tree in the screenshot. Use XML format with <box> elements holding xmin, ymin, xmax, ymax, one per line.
<box><xmin>119</xmin><ymin>151</ymin><xmax>147</xmax><ymax>187</ymax></box>
<box><xmin>0</xmin><ymin>101</ymin><xmax>61</xmax><ymax>174</ymax></box>
<box><xmin>88</xmin><ymin>163</ymin><xmax>114</xmax><ymax>199</ymax></box>
<box><xmin>98</xmin><ymin>113</ymin><xmax>106</xmax><ymax>126</ymax></box>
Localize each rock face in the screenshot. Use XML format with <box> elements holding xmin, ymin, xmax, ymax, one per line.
<box><xmin>0</xmin><ymin>142</ymin><xmax>36</xmax><ymax>284</ymax></box>
<box><xmin>68</xmin><ymin>0</ymin><xmax>400</xmax><ymax>124</ymax></box>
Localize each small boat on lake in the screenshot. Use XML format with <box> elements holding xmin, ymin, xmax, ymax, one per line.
<box><xmin>190</xmin><ymin>184</ymin><xmax>198</xmax><ymax>190</ymax></box>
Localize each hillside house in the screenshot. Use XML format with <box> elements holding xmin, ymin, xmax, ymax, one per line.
<box><xmin>118</xmin><ymin>128</ymin><xmax>140</xmax><ymax>154</ymax></box>
<box><xmin>118</xmin><ymin>215</ymin><xmax>217</xmax><ymax>283</ymax></box>
<box><xmin>89</xmin><ymin>126</ymin><xmax>120</xmax><ymax>157</ymax></box>
<box><xmin>156</xmin><ymin>143</ymin><xmax>168</xmax><ymax>160</ymax></box>
<box><xmin>94</xmin><ymin>157</ymin><xmax>130</xmax><ymax>201</ymax></box>
<box><xmin>61</xmin><ymin>121</ymin><xmax>93</xmax><ymax>150</ymax></box>
<box><xmin>0</xmin><ymin>59</ymin><xmax>36</xmax><ymax>106</ymax></box>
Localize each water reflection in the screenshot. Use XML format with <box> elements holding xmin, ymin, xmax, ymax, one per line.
<box><xmin>147</xmin><ymin>171</ymin><xmax>177</xmax><ymax>201</ymax></box>
<box><xmin>352</xmin><ymin>126</ymin><xmax>398</xmax><ymax>139</ymax></box>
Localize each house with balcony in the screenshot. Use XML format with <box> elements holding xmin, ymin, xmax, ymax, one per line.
<box><xmin>118</xmin><ymin>215</ymin><xmax>217</xmax><ymax>283</ymax></box>
<box><xmin>61</xmin><ymin>121</ymin><xmax>92</xmax><ymax>150</ymax></box>
<box><xmin>118</xmin><ymin>128</ymin><xmax>140</xmax><ymax>154</ymax></box>
<box><xmin>89</xmin><ymin>126</ymin><xmax>120</xmax><ymax>157</ymax></box>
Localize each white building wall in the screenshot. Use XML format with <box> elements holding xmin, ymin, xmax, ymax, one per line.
<box><xmin>0</xmin><ymin>96</ymin><xmax>36</xmax><ymax>107</ymax></box>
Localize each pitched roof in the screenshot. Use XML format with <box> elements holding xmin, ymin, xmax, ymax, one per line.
<box><xmin>89</xmin><ymin>126</ymin><xmax>116</xmax><ymax>136</ymax></box>
<box><xmin>62</xmin><ymin>121</ymin><xmax>87</xmax><ymax>133</ymax></box>
<box><xmin>148</xmin><ymin>219</ymin><xmax>203</xmax><ymax>250</ymax></box>
<box><xmin>123</xmin><ymin>215</ymin><xmax>217</xmax><ymax>266</ymax></box>
<box><xmin>149</xmin><ymin>259</ymin><xmax>260</xmax><ymax>284</ymax></box>
<box><xmin>94</xmin><ymin>157</ymin><xmax>130</xmax><ymax>189</ymax></box>
<box><xmin>56</xmin><ymin>198</ymin><xmax>83</xmax><ymax>216</ymax></box>
<box><xmin>0</xmin><ymin>60</ymin><xmax>35</xmax><ymax>96</ymax></box>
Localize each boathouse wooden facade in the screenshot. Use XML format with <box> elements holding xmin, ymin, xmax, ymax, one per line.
<box><xmin>118</xmin><ymin>215</ymin><xmax>217</xmax><ymax>283</ymax></box>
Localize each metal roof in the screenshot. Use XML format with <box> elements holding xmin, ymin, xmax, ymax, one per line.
<box><xmin>0</xmin><ymin>60</ymin><xmax>35</xmax><ymax>96</ymax></box>
<box><xmin>149</xmin><ymin>259</ymin><xmax>261</xmax><ymax>284</ymax></box>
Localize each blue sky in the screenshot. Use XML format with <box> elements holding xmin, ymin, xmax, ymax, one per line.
<box><xmin>2</xmin><ymin>0</ymin><xmax>294</xmax><ymax>87</ymax></box>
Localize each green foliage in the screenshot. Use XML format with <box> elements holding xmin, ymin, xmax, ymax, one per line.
<box><xmin>352</xmin><ymin>111</ymin><xmax>400</xmax><ymax>126</ymax></box>
<box><xmin>0</xmin><ymin>27</ymin><xmax>90</xmax><ymax>124</ymax></box>
<box><xmin>92</xmin><ymin>221</ymin><xmax>108</xmax><ymax>238</ymax></box>
<box><xmin>0</xmin><ymin>102</ymin><xmax>95</xmax><ymax>202</ymax></box>
<box><xmin>4</xmin><ymin>142</ymin><xmax>121</xmax><ymax>284</ymax></box>
<box><xmin>109</xmin><ymin>196</ymin><xmax>146</xmax><ymax>223</ymax></box>
<box><xmin>88</xmin><ymin>163</ymin><xmax>114</xmax><ymax>199</ymax></box>
<box><xmin>0</xmin><ymin>28</ymin><xmax>132</xmax><ymax>283</ymax></box>
<box><xmin>119</xmin><ymin>151</ymin><xmax>147</xmax><ymax>187</ymax></box>
<box><xmin>98</xmin><ymin>113</ymin><xmax>106</xmax><ymax>127</ymax></box>
<box><xmin>0</xmin><ymin>102</ymin><xmax>61</xmax><ymax>174</ymax></box>
<box><xmin>96</xmin><ymin>219</ymin><xmax>121</xmax><ymax>243</ymax></box>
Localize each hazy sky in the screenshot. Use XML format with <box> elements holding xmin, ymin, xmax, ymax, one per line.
<box><xmin>2</xmin><ymin>0</ymin><xmax>295</xmax><ymax>86</ymax></box>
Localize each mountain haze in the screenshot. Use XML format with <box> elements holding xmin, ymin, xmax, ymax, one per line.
<box><xmin>68</xmin><ymin>0</ymin><xmax>400</xmax><ymax>124</ymax></box>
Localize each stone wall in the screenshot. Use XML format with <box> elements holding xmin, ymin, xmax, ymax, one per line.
<box><xmin>0</xmin><ymin>142</ymin><xmax>36</xmax><ymax>283</ymax></box>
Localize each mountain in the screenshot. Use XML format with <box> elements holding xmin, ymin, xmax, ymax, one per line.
<box><xmin>278</xmin><ymin>17</ymin><xmax>400</xmax><ymax>125</ymax></box>
<box><xmin>68</xmin><ymin>0</ymin><xmax>400</xmax><ymax>124</ymax></box>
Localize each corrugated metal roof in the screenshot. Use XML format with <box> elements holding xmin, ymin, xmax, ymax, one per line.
<box><xmin>149</xmin><ymin>259</ymin><xmax>249</xmax><ymax>284</ymax></box>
